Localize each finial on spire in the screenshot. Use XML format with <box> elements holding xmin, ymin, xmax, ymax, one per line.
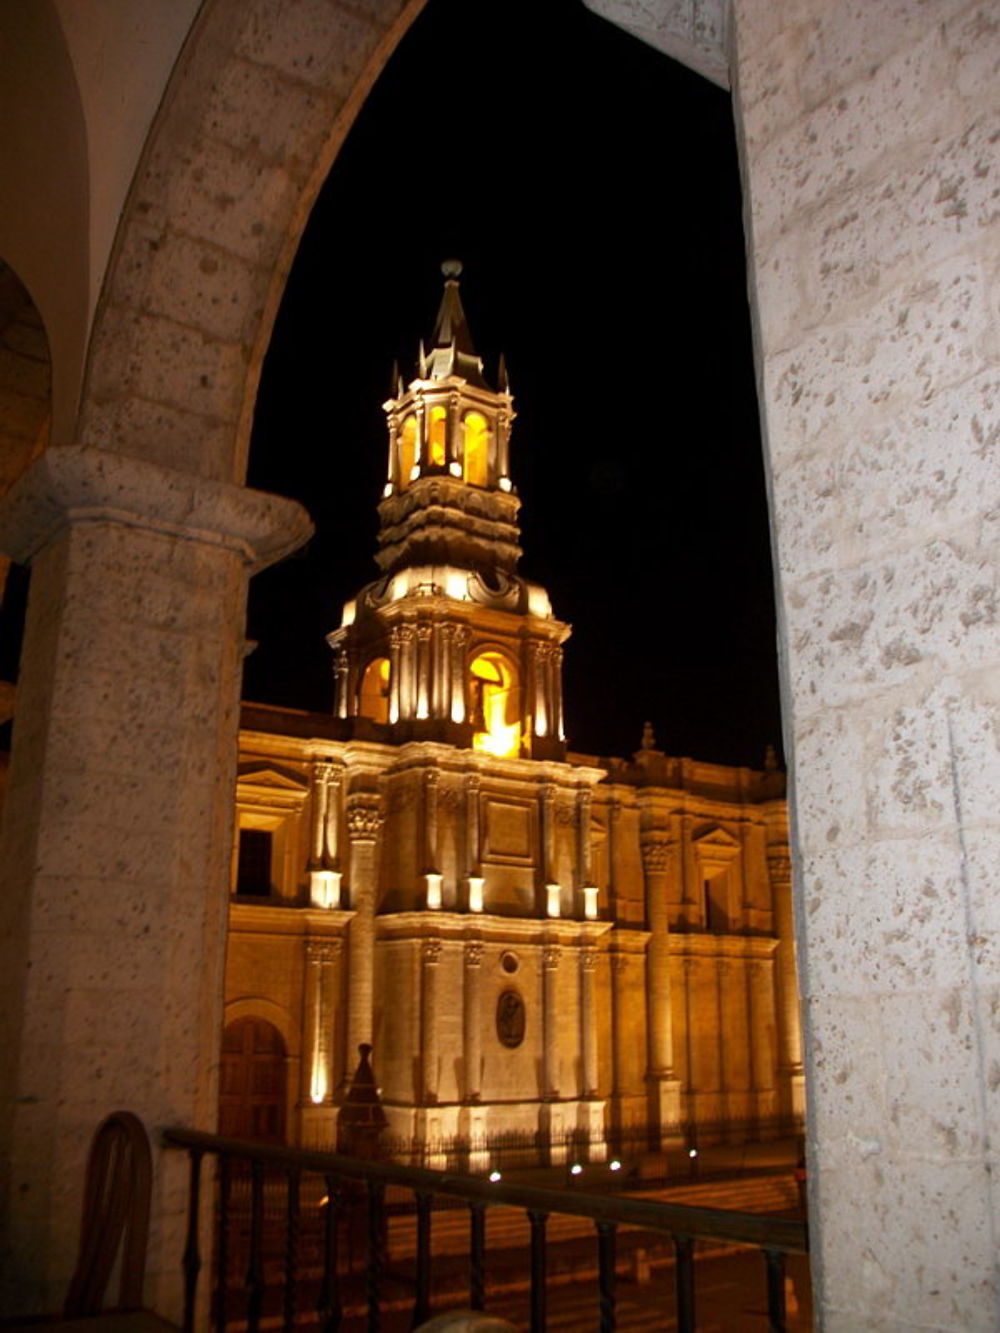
<box><xmin>764</xmin><ymin>743</ymin><xmax>778</xmax><ymax>772</ymax></box>
<box><xmin>441</xmin><ymin>257</ymin><xmax>463</xmax><ymax>279</ymax></box>
<box><xmin>641</xmin><ymin>720</ymin><xmax>656</xmax><ymax>751</ymax></box>
<box><xmin>498</xmin><ymin>352</ymin><xmax>510</xmax><ymax>394</ymax></box>
<box><xmin>390</xmin><ymin>358</ymin><xmax>404</xmax><ymax>398</ymax></box>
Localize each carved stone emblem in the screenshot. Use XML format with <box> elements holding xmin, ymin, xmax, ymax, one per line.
<box><xmin>496</xmin><ymin>989</ymin><xmax>526</xmax><ymax>1049</ymax></box>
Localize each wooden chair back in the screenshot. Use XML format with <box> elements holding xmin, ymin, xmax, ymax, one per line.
<box><xmin>63</xmin><ymin>1111</ymin><xmax>152</xmax><ymax>1316</ymax></box>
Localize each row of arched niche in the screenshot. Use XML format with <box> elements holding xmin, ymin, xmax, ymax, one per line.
<box><xmin>358</xmin><ymin>648</ymin><xmax>520</xmax><ymax>757</ymax></box>
<box><xmin>394</xmin><ymin>408</ymin><xmax>491</xmax><ymax>489</ymax></box>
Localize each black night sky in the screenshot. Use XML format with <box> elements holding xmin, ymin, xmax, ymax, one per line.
<box><xmin>245</xmin><ymin>0</ymin><xmax>782</xmax><ymax>769</ymax></box>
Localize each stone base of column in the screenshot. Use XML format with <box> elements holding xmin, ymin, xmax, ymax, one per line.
<box><xmin>459</xmin><ymin>1104</ymin><xmax>489</xmax><ymax>1173</ymax></box>
<box><xmin>578</xmin><ymin>1099</ymin><xmax>607</xmax><ymax>1162</ymax></box>
<box><xmin>539</xmin><ymin>1101</ymin><xmax>570</xmax><ymax>1165</ymax></box>
<box><xmin>299</xmin><ymin>1104</ymin><xmax>337</xmax><ymax>1150</ymax></box>
<box><xmin>649</xmin><ymin>1075</ymin><xmax>685</xmax><ymax>1151</ymax></box>
<box><xmin>782</xmin><ymin>1069</ymin><xmax>806</xmax><ymax>1127</ymax></box>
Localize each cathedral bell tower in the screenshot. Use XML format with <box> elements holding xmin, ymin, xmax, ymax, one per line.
<box><xmin>328</xmin><ymin>260</ymin><xmax>568</xmax><ymax>761</ymax></box>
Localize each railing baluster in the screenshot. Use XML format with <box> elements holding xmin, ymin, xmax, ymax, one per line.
<box><xmin>469</xmin><ymin>1200</ymin><xmax>486</xmax><ymax>1311</ymax></box>
<box><xmin>412</xmin><ymin>1191</ymin><xmax>432</xmax><ymax>1327</ymax></box>
<box><xmin>214</xmin><ymin>1155</ymin><xmax>230</xmax><ymax>1333</ymax></box>
<box><xmin>527</xmin><ymin>1209</ymin><xmax>548</xmax><ymax>1333</ymax></box>
<box><xmin>283</xmin><ymin>1168</ymin><xmax>300</xmax><ymax>1332</ymax></box>
<box><xmin>245</xmin><ymin>1158</ymin><xmax>264</xmax><ymax>1333</ymax></box>
<box><xmin>181</xmin><ymin>1149</ymin><xmax>203</xmax><ymax>1333</ymax></box>
<box><xmin>674</xmin><ymin>1234</ymin><xmax>695</xmax><ymax>1333</ymax></box>
<box><xmin>367</xmin><ymin>1179</ymin><xmax>385</xmax><ymax>1333</ymax></box>
<box><xmin>317</xmin><ymin>1175</ymin><xmax>342</xmax><ymax>1333</ymax></box>
<box><xmin>764</xmin><ymin>1246</ymin><xmax>787</xmax><ymax>1333</ymax></box>
<box><xmin>596</xmin><ymin>1220</ymin><xmax>616</xmax><ymax>1333</ymax></box>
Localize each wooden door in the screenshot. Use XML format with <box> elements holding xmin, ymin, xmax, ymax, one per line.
<box><xmin>218</xmin><ymin>1017</ymin><xmax>287</xmax><ymax>1142</ymax></box>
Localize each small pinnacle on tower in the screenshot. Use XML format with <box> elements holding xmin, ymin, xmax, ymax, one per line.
<box><xmin>641</xmin><ymin>720</ymin><xmax>657</xmax><ymax>751</ymax></box>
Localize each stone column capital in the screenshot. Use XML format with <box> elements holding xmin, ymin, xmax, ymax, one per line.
<box><xmin>0</xmin><ymin>445</ymin><xmax>312</xmax><ymax>570</ymax></box>
<box><xmin>422</xmin><ymin>938</ymin><xmax>443</xmax><ymax>965</ymax></box>
<box><xmin>306</xmin><ymin>938</ymin><xmax>341</xmax><ymax>964</ymax></box>
<box><xmin>346</xmin><ymin>795</ymin><xmax>382</xmax><ymax>842</ymax></box>
<box><xmin>464</xmin><ymin>941</ymin><xmax>485</xmax><ymax>967</ymax></box>
<box><xmin>640</xmin><ymin>832</ymin><xmax>675</xmax><ymax>873</ymax></box>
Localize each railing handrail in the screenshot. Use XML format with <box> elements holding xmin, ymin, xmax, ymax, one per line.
<box><xmin>162</xmin><ymin>1126</ymin><xmax>807</xmax><ymax>1254</ymax></box>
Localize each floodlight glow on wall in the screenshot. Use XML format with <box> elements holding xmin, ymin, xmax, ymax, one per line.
<box><xmin>310</xmin><ymin>869</ymin><xmax>342</xmax><ymax>910</ymax></box>
<box><xmin>425</xmin><ymin>873</ymin><xmax>443</xmax><ymax>910</ymax></box>
<box><xmin>582</xmin><ymin>886</ymin><xmax>599</xmax><ymax>920</ymax></box>
<box><xmin>468</xmin><ymin>876</ymin><xmax>484</xmax><ymax>912</ymax></box>
<box><xmin>546</xmin><ymin>883</ymin><xmax>561</xmax><ymax>918</ymax></box>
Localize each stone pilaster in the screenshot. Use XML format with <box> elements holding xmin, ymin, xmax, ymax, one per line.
<box><xmin>421</xmin><ymin>939</ymin><xmax>442</xmax><ymax>1103</ymax></box>
<box><xmin>301</xmin><ymin>938</ymin><xmax>341</xmax><ymax>1145</ymax></box>
<box><xmin>580</xmin><ymin>947</ymin><xmax>600</xmax><ymax>1097</ymax></box>
<box><xmin>344</xmin><ymin>793</ymin><xmax>382</xmax><ymax>1063</ymax></box>
<box><xmin>768</xmin><ymin>849</ymin><xmax>804</xmax><ymax>1125</ymax></box>
<box><xmin>542</xmin><ymin>943</ymin><xmax>561</xmax><ymax>1098</ymax></box>
<box><xmin>463</xmin><ymin>941</ymin><xmax>484</xmax><ymax>1102</ymax></box>
<box><xmin>641</xmin><ymin>831</ymin><xmax>682</xmax><ymax>1146</ymax></box>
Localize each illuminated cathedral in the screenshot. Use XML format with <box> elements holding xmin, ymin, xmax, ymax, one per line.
<box><xmin>222</xmin><ymin>263</ymin><xmax>801</xmax><ymax>1164</ymax></box>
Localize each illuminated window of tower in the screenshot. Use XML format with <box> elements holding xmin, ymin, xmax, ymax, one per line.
<box><xmin>463</xmin><ymin>411</ymin><xmax>489</xmax><ymax>486</ymax></box>
<box><xmin>469</xmin><ymin>651</ymin><xmax>519</xmax><ymax>757</ymax></box>
<box><xmin>359</xmin><ymin>656</ymin><xmax>390</xmax><ymax>723</ymax></box>
<box><xmin>398</xmin><ymin>414</ymin><xmax>417</xmax><ymax>486</ymax></box>
<box><xmin>428</xmin><ymin>405</ymin><xmax>447</xmax><ymax>467</ymax></box>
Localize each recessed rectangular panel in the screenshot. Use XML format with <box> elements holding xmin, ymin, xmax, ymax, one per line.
<box><xmin>482</xmin><ymin>797</ymin><xmax>536</xmax><ymax>864</ymax></box>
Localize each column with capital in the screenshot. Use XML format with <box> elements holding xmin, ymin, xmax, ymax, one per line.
<box><xmin>749</xmin><ymin>954</ymin><xmax>779</xmax><ymax>1128</ymax></box>
<box><xmin>344</xmin><ymin>794</ymin><xmax>382</xmax><ymax>1064</ymax></box>
<box><xmin>388</xmin><ymin>627</ymin><xmax>402</xmax><ymax>724</ymax></box>
<box><xmin>579</xmin><ymin>947</ymin><xmax>606</xmax><ymax>1161</ymax></box>
<box><xmin>450</xmin><ymin>625</ymin><xmax>469</xmax><ymax>723</ymax></box>
<box><xmin>399</xmin><ymin>625</ymin><xmax>417</xmax><ymax>720</ymax></box>
<box><xmin>542</xmin><ymin>944</ymin><xmax>561</xmax><ymax>1098</ymax></box>
<box><xmin>415</xmin><ymin>622</ymin><xmax>432</xmax><ymax>719</ymax></box>
<box><xmin>302</xmin><ymin>938</ymin><xmax>341</xmax><ymax>1145</ymax></box>
<box><xmin>463</xmin><ymin>941</ymin><xmax>484</xmax><ymax>1103</ymax></box>
<box><xmin>768</xmin><ymin>849</ymin><xmax>805</xmax><ymax>1125</ymax></box>
<box><xmin>0</xmin><ymin>445</ymin><xmax>312</xmax><ymax>1309</ymax></box>
<box><xmin>421</xmin><ymin>939</ymin><xmax>442</xmax><ymax>1104</ymax></box>
<box><xmin>641</xmin><ymin>831</ymin><xmax>683</xmax><ymax>1148</ymax></box>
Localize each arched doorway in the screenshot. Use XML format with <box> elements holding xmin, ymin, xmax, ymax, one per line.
<box><xmin>219</xmin><ymin>1017</ymin><xmax>288</xmax><ymax>1143</ymax></box>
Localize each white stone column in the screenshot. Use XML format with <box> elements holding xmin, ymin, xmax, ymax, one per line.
<box><xmin>767</xmin><ymin>848</ymin><xmax>804</xmax><ymax>1126</ymax></box>
<box><xmin>415</xmin><ymin>623</ymin><xmax>431</xmax><ymax>719</ymax></box>
<box><xmin>421</xmin><ymin>939</ymin><xmax>442</xmax><ymax>1104</ymax></box>
<box><xmin>301</xmin><ymin>938</ymin><xmax>340</xmax><ymax>1144</ymax></box>
<box><xmin>463</xmin><ymin>941</ymin><xmax>484</xmax><ymax>1102</ymax></box>
<box><xmin>344</xmin><ymin>793</ymin><xmax>382</xmax><ymax>1064</ymax></box>
<box><xmin>0</xmin><ymin>446</ymin><xmax>310</xmax><ymax>1317</ymax></box>
<box><xmin>542</xmin><ymin>944</ymin><xmax>561</xmax><ymax>1099</ymax></box>
<box><xmin>640</xmin><ymin>832</ymin><xmax>682</xmax><ymax>1144</ymax></box>
<box><xmin>580</xmin><ymin>947</ymin><xmax>600</xmax><ymax>1097</ymax></box>
<box><xmin>388</xmin><ymin>627</ymin><xmax>402</xmax><ymax>724</ymax></box>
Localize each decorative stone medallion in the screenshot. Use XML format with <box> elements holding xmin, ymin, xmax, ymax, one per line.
<box><xmin>496</xmin><ymin>989</ymin><xmax>526</xmax><ymax>1048</ymax></box>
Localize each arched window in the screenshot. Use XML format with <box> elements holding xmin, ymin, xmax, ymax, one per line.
<box><xmin>359</xmin><ymin>656</ymin><xmax>390</xmax><ymax>723</ymax></box>
<box><xmin>398</xmin><ymin>414</ymin><xmax>417</xmax><ymax>486</ymax></box>
<box><xmin>469</xmin><ymin>651</ymin><xmax>520</xmax><ymax>757</ymax></box>
<box><xmin>463</xmin><ymin>411</ymin><xmax>489</xmax><ymax>486</ymax></box>
<box><xmin>428</xmin><ymin>405</ymin><xmax>447</xmax><ymax>467</ymax></box>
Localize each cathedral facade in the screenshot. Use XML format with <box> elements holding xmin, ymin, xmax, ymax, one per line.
<box><xmin>221</xmin><ymin>265</ymin><xmax>802</xmax><ymax>1165</ymax></box>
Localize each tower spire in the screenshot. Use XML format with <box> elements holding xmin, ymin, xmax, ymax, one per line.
<box><xmin>424</xmin><ymin>259</ymin><xmax>489</xmax><ymax>387</ymax></box>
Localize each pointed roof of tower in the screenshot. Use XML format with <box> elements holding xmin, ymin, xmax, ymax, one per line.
<box><xmin>423</xmin><ymin>258</ymin><xmax>490</xmax><ymax>388</ymax></box>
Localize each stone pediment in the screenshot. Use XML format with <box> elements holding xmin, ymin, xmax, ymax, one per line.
<box><xmin>237</xmin><ymin>761</ymin><xmax>309</xmax><ymax>792</ymax></box>
<box><xmin>693</xmin><ymin>825</ymin><xmax>740</xmax><ymax>857</ymax></box>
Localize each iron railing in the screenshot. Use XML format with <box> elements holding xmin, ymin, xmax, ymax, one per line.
<box><xmin>163</xmin><ymin>1127</ymin><xmax>807</xmax><ymax>1332</ymax></box>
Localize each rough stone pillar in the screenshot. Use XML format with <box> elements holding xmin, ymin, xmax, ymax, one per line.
<box><xmin>542</xmin><ymin>943</ymin><xmax>561</xmax><ymax>1098</ymax></box>
<box><xmin>580</xmin><ymin>947</ymin><xmax>600</xmax><ymax>1097</ymax></box>
<box><xmin>640</xmin><ymin>832</ymin><xmax>682</xmax><ymax>1145</ymax></box>
<box><xmin>344</xmin><ymin>793</ymin><xmax>382</xmax><ymax>1063</ymax></box>
<box><xmin>421</xmin><ymin>939</ymin><xmax>442</xmax><ymax>1104</ymax></box>
<box><xmin>729</xmin><ymin>6</ymin><xmax>1000</xmax><ymax>1323</ymax></box>
<box><xmin>0</xmin><ymin>446</ymin><xmax>310</xmax><ymax>1318</ymax></box>
<box><xmin>463</xmin><ymin>941</ymin><xmax>484</xmax><ymax>1102</ymax></box>
<box><xmin>767</xmin><ymin>848</ymin><xmax>804</xmax><ymax>1126</ymax></box>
